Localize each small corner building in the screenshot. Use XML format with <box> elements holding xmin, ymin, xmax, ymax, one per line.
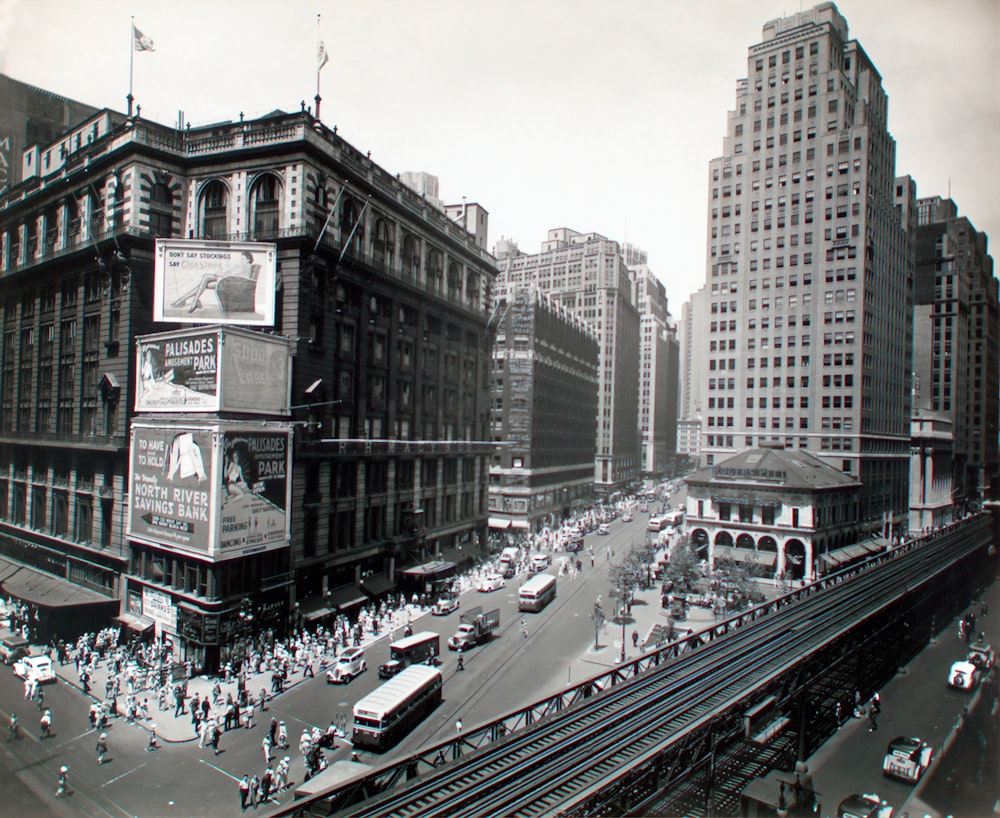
<box><xmin>684</xmin><ymin>442</ymin><xmax>864</xmax><ymax>582</ymax></box>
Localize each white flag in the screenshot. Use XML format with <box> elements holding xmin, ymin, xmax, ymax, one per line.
<box><xmin>133</xmin><ymin>24</ymin><xmax>155</xmax><ymax>52</ymax></box>
<box><xmin>318</xmin><ymin>40</ymin><xmax>329</xmax><ymax>71</ymax></box>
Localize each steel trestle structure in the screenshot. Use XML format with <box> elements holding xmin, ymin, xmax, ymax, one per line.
<box><xmin>273</xmin><ymin>515</ymin><xmax>993</xmax><ymax>818</ymax></box>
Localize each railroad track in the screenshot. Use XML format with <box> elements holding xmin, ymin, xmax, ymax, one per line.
<box><xmin>287</xmin><ymin>522</ymin><xmax>987</xmax><ymax>818</ymax></box>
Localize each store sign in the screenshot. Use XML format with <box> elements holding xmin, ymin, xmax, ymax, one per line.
<box><xmin>142</xmin><ymin>587</ymin><xmax>176</xmax><ymax>629</ymax></box>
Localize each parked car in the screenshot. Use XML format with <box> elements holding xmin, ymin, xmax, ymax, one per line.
<box><xmin>837</xmin><ymin>793</ymin><xmax>893</xmax><ymax>818</ymax></box>
<box><xmin>12</xmin><ymin>654</ymin><xmax>56</xmax><ymax>684</ymax></box>
<box><xmin>947</xmin><ymin>659</ymin><xmax>979</xmax><ymax>690</ymax></box>
<box><xmin>326</xmin><ymin>648</ymin><xmax>366</xmax><ymax>683</ymax></box>
<box><xmin>882</xmin><ymin>735</ymin><xmax>933</xmax><ymax>782</ymax></box>
<box><xmin>966</xmin><ymin>639</ymin><xmax>994</xmax><ymax>672</ymax></box>
<box><xmin>0</xmin><ymin>630</ymin><xmax>30</xmax><ymax>665</ymax></box>
<box><xmin>477</xmin><ymin>574</ymin><xmax>506</xmax><ymax>593</ymax></box>
<box><xmin>432</xmin><ymin>595</ymin><xmax>461</xmax><ymax>616</ymax></box>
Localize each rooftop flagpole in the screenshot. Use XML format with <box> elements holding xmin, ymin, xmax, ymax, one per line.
<box><xmin>128</xmin><ymin>16</ymin><xmax>135</xmax><ymax>117</ymax></box>
<box><xmin>316</xmin><ymin>13</ymin><xmax>329</xmax><ymax>121</ymax></box>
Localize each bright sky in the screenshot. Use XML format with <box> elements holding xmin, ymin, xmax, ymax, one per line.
<box><xmin>1</xmin><ymin>0</ymin><xmax>998</xmax><ymax>313</ymax></box>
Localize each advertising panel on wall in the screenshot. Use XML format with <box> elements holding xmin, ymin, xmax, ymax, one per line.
<box><xmin>135</xmin><ymin>326</ymin><xmax>291</xmax><ymax>415</ymax></box>
<box><xmin>153</xmin><ymin>238</ymin><xmax>277</xmax><ymax>326</ymax></box>
<box><xmin>128</xmin><ymin>420</ymin><xmax>291</xmax><ymax>559</ymax></box>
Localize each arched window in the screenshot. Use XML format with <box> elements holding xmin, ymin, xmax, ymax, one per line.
<box><xmin>340</xmin><ymin>198</ymin><xmax>364</xmax><ymax>252</ymax></box>
<box><xmin>198</xmin><ymin>180</ymin><xmax>229</xmax><ymax>239</ymax></box>
<box><xmin>447</xmin><ymin>262</ymin><xmax>462</xmax><ymax>298</ymax></box>
<box><xmin>467</xmin><ymin>272</ymin><xmax>480</xmax><ymax>304</ymax></box>
<box><xmin>250</xmin><ymin>173</ymin><xmax>281</xmax><ymax>237</ymax></box>
<box><xmin>149</xmin><ymin>182</ymin><xmax>174</xmax><ymax>238</ymax></box>
<box><xmin>427</xmin><ymin>248</ymin><xmax>443</xmax><ymax>285</ymax></box>
<box><xmin>373</xmin><ymin>218</ymin><xmax>394</xmax><ymax>270</ymax></box>
<box><xmin>401</xmin><ymin>235</ymin><xmax>419</xmax><ymax>279</ymax></box>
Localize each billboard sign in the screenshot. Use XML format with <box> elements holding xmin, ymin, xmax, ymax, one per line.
<box><xmin>135</xmin><ymin>326</ymin><xmax>290</xmax><ymax>415</ymax></box>
<box><xmin>154</xmin><ymin>238</ymin><xmax>276</xmax><ymax>326</ymax></box>
<box><xmin>218</xmin><ymin>431</ymin><xmax>289</xmax><ymax>553</ymax></box>
<box><xmin>136</xmin><ymin>330</ymin><xmax>220</xmax><ymax>411</ymax></box>
<box><xmin>128</xmin><ymin>421</ymin><xmax>291</xmax><ymax>559</ymax></box>
<box><xmin>130</xmin><ymin>424</ymin><xmax>214</xmax><ymax>553</ymax></box>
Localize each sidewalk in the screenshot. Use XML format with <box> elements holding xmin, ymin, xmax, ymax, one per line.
<box><xmin>42</xmin><ymin>604</ymin><xmax>434</xmax><ymax>744</ymax></box>
<box><xmin>574</xmin><ymin>544</ymin><xmax>784</xmax><ymax>673</ymax></box>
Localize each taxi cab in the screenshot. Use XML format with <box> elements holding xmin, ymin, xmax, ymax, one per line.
<box><xmin>881</xmin><ymin>735</ymin><xmax>932</xmax><ymax>782</ymax></box>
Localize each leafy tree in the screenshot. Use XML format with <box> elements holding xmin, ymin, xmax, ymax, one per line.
<box><xmin>661</xmin><ymin>542</ymin><xmax>702</xmax><ymax>594</ymax></box>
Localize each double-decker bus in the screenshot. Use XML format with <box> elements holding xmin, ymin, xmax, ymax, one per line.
<box><xmin>518</xmin><ymin>572</ymin><xmax>557</xmax><ymax>612</ymax></box>
<box><xmin>352</xmin><ymin>664</ymin><xmax>443</xmax><ymax>752</ymax></box>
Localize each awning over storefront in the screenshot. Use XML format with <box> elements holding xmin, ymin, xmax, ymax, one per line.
<box><xmin>713</xmin><ymin>546</ymin><xmax>777</xmax><ymax>568</ymax></box>
<box><xmin>299</xmin><ymin>596</ymin><xmax>335</xmax><ymax>622</ymax></box>
<box><xmin>509</xmin><ymin>519</ymin><xmax>530</xmax><ymax>530</ymax></box>
<box><xmin>326</xmin><ymin>585</ymin><xmax>368</xmax><ymax>611</ymax></box>
<box><xmin>360</xmin><ymin>573</ymin><xmax>396</xmax><ymax>598</ymax></box>
<box><xmin>401</xmin><ymin>560</ymin><xmax>457</xmax><ymax>580</ymax></box>
<box><xmin>488</xmin><ymin>517</ymin><xmax>512</xmax><ymax>530</ymax></box>
<box><xmin>0</xmin><ymin>561</ymin><xmax>116</xmax><ymax>609</ymax></box>
<box><xmin>114</xmin><ymin>613</ymin><xmax>154</xmax><ymax>634</ymax></box>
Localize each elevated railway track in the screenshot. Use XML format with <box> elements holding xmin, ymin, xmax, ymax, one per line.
<box><xmin>275</xmin><ymin>514</ymin><xmax>993</xmax><ymax>817</ymax></box>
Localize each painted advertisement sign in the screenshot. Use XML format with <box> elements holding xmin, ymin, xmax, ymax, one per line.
<box><xmin>130</xmin><ymin>425</ymin><xmax>214</xmax><ymax>554</ymax></box>
<box><xmin>136</xmin><ymin>330</ymin><xmax>220</xmax><ymax>411</ymax></box>
<box><xmin>128</xmin><ymin>421</ymin><xmax>291</xmax><ymax>559</ymax></box>
<box><xmin>135</xmin><ymin>326</ymin><xmax>290</xmax><ymax>415</ymax></box>
<box><xmin>218</xmin><ymin>431</ymin><xmax>289</xmax><ymax>552</ymax></box>
<box><xmin>153</xmin><ymin>238</ymin><xmax>276</xmax><ymax>326</ymax></box>
<box><xmin>142</xmin><ymin>586</ymin><xmax>177</xmax><ymax>630</ymax></box>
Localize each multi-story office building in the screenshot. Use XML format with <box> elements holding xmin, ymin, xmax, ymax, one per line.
<box><xmin>0</xmin><ymin>75</ymin><xmax>100</xmax><ymax>198</ymax></box>
<box><xmin>698</xmin><ymin>2</ymin><xmax>913</xmax><ymax>536</ymax></box>
<box><xmin>494</xmin><ymin>230</ymin><xmax>641</xmax><ymax>495</ymax></box>
<box><xmin>629</xmin><ymin>262</ymin><xmax>679</xmax><ymax>477</ymax></box>
<box><xmin>487</xmin><ymin>288</ymin><xmax>598</xmax><ymax>531</ymax></box>
<box><xmin>906</xmin><ymin>192</ymin><xmax>998</xmax><ymax>507</ymax></box>
<box><xmin>0</xmin><ymin>97</ymin><xmax>495</xmax><ymax>668</ymax></box>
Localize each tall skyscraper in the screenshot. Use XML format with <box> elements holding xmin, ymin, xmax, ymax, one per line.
<box><xmin>906</xmin><ymin>191</ymin><xmax>999</xmax><ymax>506</ymax></box>
<box><xmin>698</xmin><ymin>1</ymin><xmax>912</xmax><ymax>534</ymax></box>
<box><xmin>629</xmin><ymin>260</ymin><xmax>679</xmax><ymax>477</ymax></box>
<box><xmin>494</xmin><ymin>230</ymin><xmax>641</xmax><ymax>495</ymax></box>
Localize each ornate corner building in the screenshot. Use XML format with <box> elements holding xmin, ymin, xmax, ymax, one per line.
<box><xmin>0</xmin><ymin>84</ymin><xmax>496</xmax><ymax>670</ymax></box>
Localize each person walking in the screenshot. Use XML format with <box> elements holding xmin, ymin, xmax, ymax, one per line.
<box><xmin>244</xmin><ymin>701</ymin><xmax>255</xmax><ymax>730</ymax></box>
<box><xmin>239</xmin><ymin>774</ymin><xmax>251</xmax><ymax>811</ymax></box>
<box><xmin>262</xmin><ymin>734</ymin><xmax>273</xmax><ymax>765</ymax></box>
<box><xmin>55</xmin><ymin>765</ymin><xmax>70</xmax><ymax>798</ymax></box>
<box><xmin>249</xmin><ymin>772</ymin><xmax>261</xmax><ymax>808</ymax></box>
<box><xmin>269</xmin><ymin>717</ymin><xmax>278</xmax><ymax>746</ymax></box>
<box><xmin>455</xmin><ymin>717</ymin><xmax>463</xmax><ymax>735</ymax></box>
<box><xmin>146</xmin><ymin>724</ymin><xmax>159</xmax><ymax>752</ymax></box>
<box><xmin>277</xmin><ymin>720</ymin><xmax>288</xmax><ymax>749</ymax></box>
<box><xmin>7</xmin><ymin>713</ymin><xmax>18</xmax><ymax>742</ymax></box>
<box><xmin>210</xmin><ymin>722</ymin><xmax>222</xmax><ymax>755</ymax></box>
<box><xmin>96</xmin><ymin>731</ymin><xmax>109</xmax><ymax>764</ymax></box>
<box><xmin>39</xmin><ymin>708</ymin><xmax>52</xmax><ymax>740</ymax></box>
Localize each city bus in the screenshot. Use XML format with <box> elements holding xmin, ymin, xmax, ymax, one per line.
<box><xmin>352</xmin><ymin>664</ymin><xmax>443</xmax><ymax>752</ymax></box>
<box><xmin>518</xmin><ymin>572</ymin><xmax>557</xmax><ymax>612</ymax></box>
<box><xmin>389</xmin><ymin>631</ymin><xmax>440</xmax><ymax>665</ymax></box>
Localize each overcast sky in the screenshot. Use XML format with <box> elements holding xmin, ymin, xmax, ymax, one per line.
<box><xmin>1</xmin><ymin>0</ymin><xmax>997</xmax><ymax>313</ymax></box>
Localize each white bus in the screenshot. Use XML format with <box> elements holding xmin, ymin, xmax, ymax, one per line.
<box><xmin>518</xmin><ymin>572</ymin><xmax>557</xmax><ymax>612</ymax></box>
<box><xmin>352</xmin><ymin>664</ymin><xmax>443</xmax><ymax>752</ymax></box>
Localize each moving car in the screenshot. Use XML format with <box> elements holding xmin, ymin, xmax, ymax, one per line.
<box><xmin>947</xmin><ymin>659</ymin><xmax>979</xmax><ymax>690</ymax></box>
<box><xmin>837</xmin><ymin>793</ymin><xmax>893</xmax><ymax>818</ymax></box>
<box><xmin>432</xmin><ymin>595</ymin><xmax>460</xmax><ymax>616</ymax></box>
<box><xmin>622</xmin><ymin>512</ymin><xmax>633</xmax><ymax>522</ymax></box>
<box><xmin>529</xmin><ymin>554</ymin><xmax>550</xmax><ymax>572</ymax></box>
<box><xmin>477</xmin><ymin>574</ymin><xmax>506</xmax><ymax>593</ymax></box>
<box><xmin>598</xmin><ymin>524</ymin><xmax>611</xmax><ymax>535</ymax></box>
<box><xmin>12</xmin><ymin>654</ymin><xmax>56</xmax><ymax>684</ymax></box>
<box><xmin>377</xmin><ymin>658</ymin><xmax>404</xmax><ymax>680</ymax></box>
<box><xmin>326</xmin><ymin>647</ymin><xmax>366</xmax><ymax>684</ymax></box>
<box><xmin>882</xmin><ymin>735</ymin><xmax>933</xmax><ymax>782</ymax></box>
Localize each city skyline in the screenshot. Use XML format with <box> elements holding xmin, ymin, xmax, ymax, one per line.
<box><xmin>1</xmin><ymin>0</ymin><xmax>997</xmax><ymax>311</ymax></box>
